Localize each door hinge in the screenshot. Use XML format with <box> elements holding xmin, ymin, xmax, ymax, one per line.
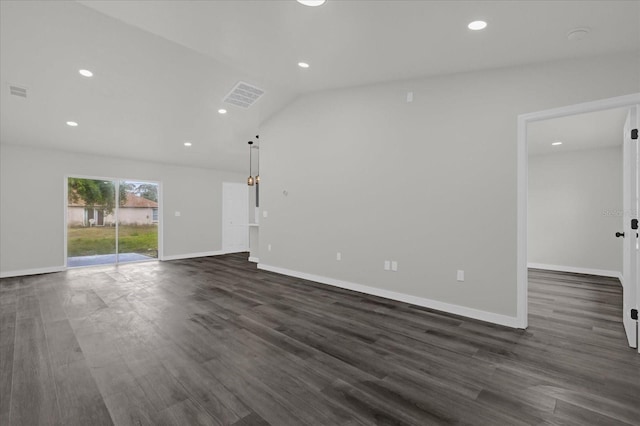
<box><xmin>632</xmin><ymin>309</ymin><xmax>638</xmax><ymax>321</ymax></box>
<box><xmin>632</xmin><ymin>129</ymin><xmax>638</xmax><ymax>140</ymax></box>
<box><xmin>632</xmin><ymin>219</ymin><xmax>639</xmax><ymax>230</ymax></box>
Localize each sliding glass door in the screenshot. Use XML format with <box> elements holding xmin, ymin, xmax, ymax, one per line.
<box><xmin>117</xmin><ymin>180</ymin><xmax>159</xmax><ymax>262</ymax></box>
<box><xmin>66</xmin><ymin>177</ymin><xmax>159</xmax><ymax>267</ymax></box>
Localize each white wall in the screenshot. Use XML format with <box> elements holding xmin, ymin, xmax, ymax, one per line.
<box><xmin>258</xmin><ymin>53</ymin><xmax>639</xmax><ymax>323</ymax></box>
<box><xmin>0</xmin><ymin>143</ymin><xmax>245</xmax><ymax>276</ymax></box>
<box><xmin>528</xmin><ymin>147</ymin><xmax>623</xmax><ymax>275</ymax></box>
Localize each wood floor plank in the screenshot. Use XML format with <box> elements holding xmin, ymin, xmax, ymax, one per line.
<box><xmin>37</xmin><ymin>288</ymin><xmax>67</xmax><ymax>324</ymax></box>
<box><xmin>135</xmin><ymin>364</ymin><xmax>190</xmax><ymax>412</ymax></box>
<box><xmin>158</xmin><ymin>343</ymin><xmax>251</xmax><ymax>423</ymax></box>
<box><xmin>52</xmin><ymin>360</ymin><xmax>114</xmax><ymax>426</ymax></box>
<box><xmin>1</xmin><ymin>256</ymin><xmax>639</xmax><ymax>425</ymax></box>
<box><xmin>552</xmin><ymin>399</ymin><xmax>632</xmax><ymax>426</ymax></box>
<box><xmin>231</xmin><ymin>411</ymin><xmax>271</xmax><ymax>426</ymax></box>
<box><xmin>101</xmin><ymin>381</ymin><xmax>155</xmax><ymax>426</ymax></box>
<box><xmin>10</xmin><ymin>316</ymin><xmax>61</xmax><ymax>425</ymax></box>
<box><xmin>44</xmin><ymin>319</ymin><xmax>85</xmax><ymax>367</ymax></box>
<box><xmin>0</xmin><ymin>307</ymin><xmax>16</xmax><ymax>422</ymax></box>
<box><xmin>89</xmin><ymin>357</ymin><xmax>139</xmax><ymax>398</ymax></box>
<box><xmin>151</xmin><ymin>398</ymin><xmax>224</xmax><ymax>426</ymax></box>
<box><xmin>202</xmin><ymin>356</ymin><xmax>308</xmax><ymax>426</ymax></box>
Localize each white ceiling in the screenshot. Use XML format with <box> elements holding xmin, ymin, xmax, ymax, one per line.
<box><xmin>528</xmin><ymin>108</ymin><xmax>630</xmax><ymax>156</ymax></box>
<box><xmin>1</xmin><ymin>1</ymin><xmax>639</xmax><ymax>171</ymax></box>
<box><xmin>79</xmin><ymin>0</ymin><xmax>640</xmax><ymax>92</ymax></box>
<box><xmin>0</xmin><ymin>1</ymin><xmax>295</xmax><ymax>171</ymax></box>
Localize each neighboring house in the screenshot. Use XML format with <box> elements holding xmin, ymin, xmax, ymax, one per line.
<box><xmin>68</xmin><ymin>194</ymin><xmax>158</xmax><ymax>226</ymax></box>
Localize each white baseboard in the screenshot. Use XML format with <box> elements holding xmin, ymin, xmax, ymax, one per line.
<box><xmin>0</xmin><ymin>265</ymin><xmax>66</xmax><ymax>279</ymax></box>
<box><xmin>161</xmin><ymin>249</ymin><xmax>245</xmax><ymax>261</ymax></box>
<box><xmin>257</xmin><ymin>263</ymin><xmax>521</xmax><ymax>329</ymax></box>
<box><xmin>248</xmin><ymin>256</ymin><xmax>259</xmax><ymax>263</ymax></box>
<box><xmin>528</xmin><ymin>263</ymin><xmax>623</xmax><ymax>282</ymax></box>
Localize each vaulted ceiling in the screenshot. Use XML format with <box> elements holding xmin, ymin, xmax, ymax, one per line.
<box><xmin>1</xmin><ymin>1</ymin><xmax>638</xmax><ymax>171</ymax></box>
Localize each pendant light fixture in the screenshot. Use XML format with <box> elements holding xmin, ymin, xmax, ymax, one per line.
<box><xmin>247</xmin><ymin>141</ymin><xmax>255</xmax><ymax>186</ymax></box>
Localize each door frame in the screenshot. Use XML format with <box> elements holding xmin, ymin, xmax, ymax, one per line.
<box><xmin>516</xmin><ymin>93</ymin><xmax>640</xmax><ymax>329</ymax></box>
<box><xmin>64</xmin><ymin>174</ymin><xmax>163</xmax><ymax>268</ymax></box>
<box><xmin>622</xmin><ymin>106</ymin><xmax>639</xmax><ymax>347</ymax></box>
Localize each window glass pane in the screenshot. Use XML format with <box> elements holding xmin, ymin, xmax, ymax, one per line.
<box><xmin>67</xmin><ymin>178</ymin><xmax>116</xmax><ymax>267</ymax></box>
<box><xmin>118</xmin><ymin>180</ymin><xmax>159</xmax><ymax>261</ymax></box>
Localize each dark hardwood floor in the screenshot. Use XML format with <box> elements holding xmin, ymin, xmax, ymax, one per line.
<box><xmin>1</xmin><ymin>254</ymin><xmax>638</xmax><ymax>425</ymax></box>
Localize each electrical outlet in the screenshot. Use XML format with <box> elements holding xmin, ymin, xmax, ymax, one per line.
<box><xmin>391</xmin><ymin>261</ymin><xmax>398</xmax><ymax>271</ymax></box>
<box><xmin>268</xmin><ymin>244</ymin><xmax>272</xmax><ymax>252</ymax></box>
<box><xmin>336</xmin><ymin>252</ymin><xmax>341</xmax><ymax>261</ymax></box>
<box><xmin>174</xmin><ymin>211</ymin><xmax>181</xmax><ymax>217</ymax></box>
<box><xmin>457</xmin><ymin>270</ymin><xmax>464</xmax><ymax>281</ymax></box>
<box><xmin>406</xmin><ymin>91</ymin><xmax>414</xmax><ymax>102</ymax></box>
<box><xmin>384</xmin><ymin>260</ymin><xmax>391</xmax><ymax>271</ymax></box>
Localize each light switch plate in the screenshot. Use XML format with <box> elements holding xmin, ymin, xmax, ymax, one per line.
<box><xmin>391</xmin><ymin>261</ymin><xmax>398</xmax><ymax>271</ymax></box>
<box><xmin>384</xmin><ymin>260</ymin><xmax>391</xmax><ymax>271</ymax></box>
<box><xmin>457</xmin><ymin>270</ymin><xmax>464</xmax><ymax>281</ymax></box>
<box><xmin>174</xmin><ymin>211</ymin><xmax>181</xmax><ymax>217</ymax></box>
<box><xmin>336</xmin><ymin>252</ymin><xmax>341</xmax><ymax>261</ymax></box>
<box><xmin>263</xmin><ymin>211</ymin><xmax>268</xmax><ymax>218</ymax></box>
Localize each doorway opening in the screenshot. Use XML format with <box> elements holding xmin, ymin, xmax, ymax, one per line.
<box><xmin>66</xmin><ymin>176</ymin><xmax>161</xmax><ymax>267</ymax></box>
<box><xmin>527</xmin><ymin>107</ymin><xmax>628</xmax><ymax>277</ymax></box>
<box><xmin>517</xmin><ymin>93</ymin><xmax>640</xmax><ymax>353</ymax></box>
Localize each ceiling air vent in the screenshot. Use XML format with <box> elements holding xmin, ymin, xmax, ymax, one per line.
<box><xmin>9</xmin><ymin>84</ymin><xmax>27</xmax><ymax>98</ymax></box>
<box><xmin>223</xmin><ymin>81</ymin><xmax>264</xmax><ymax>109</ymax></box>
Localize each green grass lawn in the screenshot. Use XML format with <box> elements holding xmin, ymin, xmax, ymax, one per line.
<box><xmin>67</xmin><ymin>225</ymin><xmax>158</xmax><ymax>257</ymax></box>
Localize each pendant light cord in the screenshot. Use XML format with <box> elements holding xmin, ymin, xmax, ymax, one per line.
<box><xmin>248</xmin><ymin>141</ymin><xmax>253</xmax><ymax>176</ymax></box>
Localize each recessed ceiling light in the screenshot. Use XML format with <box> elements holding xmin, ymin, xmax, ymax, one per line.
<box><xmin>468</xmin><ymin>20</ymin><xmax>487</xmax><ymax>31</ymax></box>
<box><xmin>218</xmin><ymin>109</ymin><xmax>227</xmax><ymax>114</ymax></box>
<box><xmin>66</xmin><ymin>121</ymin><xmax>78</xmax><ymax>127</ymax></box>
<box><xmin>298</xmin><ymin>62</ymin><xmax>310</xmax><ymax>69</ymax></box>
<box><xmin>567</xmin><ymin>28</ymin><xmax>590</xmax><ymax>41</ymax></box>
<box><xmin>184</xmin><ymin>142</ymin><xmax>192</xmax><ymax>147</ymax></box>
<box><xmin>552</xmin><ymin>141</ymin><xmax>563</xmax><ymax>146</ymax></box>
<box><xmin>78</xmin><ymin>69</ymin><xmax>93</xmax><ymax>77</ymax></box>
<box><xmin>297</xmin><ymin>0</ymin><xmax>326</xmax><ymax>6</ymax></box>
